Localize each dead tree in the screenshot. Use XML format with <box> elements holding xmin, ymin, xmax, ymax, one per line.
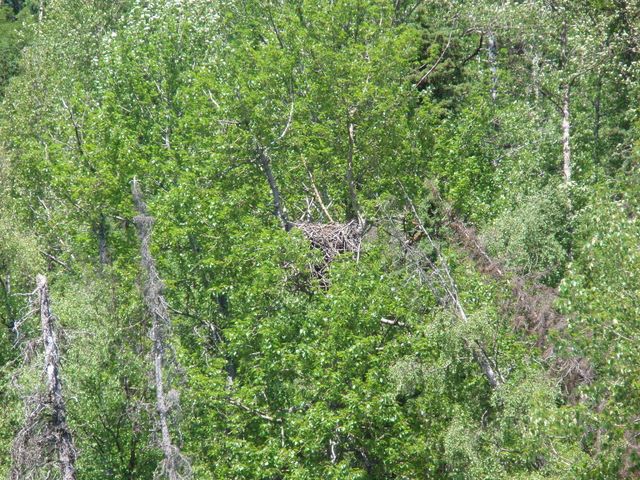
<box><xmin>561</xmin><ymin>82</ymin><xmax>572</xmax><ymax>183</ymax></box>
<box><xmin>535</xmin><ymin>9</ymin><xmax>609</xmax><ymax>186</ymax></box>
<box><xmin>38</xmin><ymin>275</ymin><xmax>76</xmax><ymax>480</ymax></box>
<box><xmin>559</xmin><ymin>20</ymin><xmax>572</xmax><ymax>184</ymax></box>
<box><xmin>398</xmin><ymin>189</ymin><xmax>503</xmax><ymax>389</ymax></box>
<box><xmin>10</xmin><ymin>275</ymin><xmax>77</xmax><ymax>480</ymax></box>
<box><xmin>426</xmin><ymin>183</ymin><xmax>594</xmax><ymax>396</ymax></box>
<box><xmin>131</xmin><ymin>179</ymin><xmax>191</xmax><ymax>480</ymax></box>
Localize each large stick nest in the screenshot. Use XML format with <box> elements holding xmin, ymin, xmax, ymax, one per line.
<box><xmin>292</xmin><ymin>220</ymin><xmax>363</xmax><ymax>261</ymax></box>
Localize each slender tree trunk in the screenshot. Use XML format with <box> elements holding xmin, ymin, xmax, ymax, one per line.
<box><xmin>123</xmin><ymin>379</ymin><xmax>140</xmax><ymax>480</ymax></box>
<box><xmin>131</xmin><ymin>179</ymin><xmax>189</xmax><ymax>480</ymax></box>
<box><xmin>593</xmin><ymin>76</ymin><xmax>601</xmax><ymax>158</ymax></box>
<box><xmin>558</xmin><ymin>16</ymin><xmax>573</xmax><ymax>184</ymax></box>
<box><xmin>487</xmin><ymin>32</ymin><xmax>500</xmax><ymax>168</ymax></box>
<box><xmin>1</xmin><ymin>274</ymin><xmax>15</xmax><ymax>337</ymax></box>
<box><xmin>488</xmin><ymin>32</ymin><xmax>498</xmax><ymax>102</ymax></box>
<box><xmin>38</xmin><ymin>0</ymin><xmax>45</xmax><ymax>22</ymax></box>
<box><xmin>125</xmin><ymin>436</ymin><xmax>137</xmax><ymax>480</ymax></box>
<box><xmin>37</xmin><ymin>274</ymin><xmax>77</xmax><ymax>480</ymax></box>
<box><xmin>531</xmin><ymin>52</ymin><xmax>540</xmax><ymax>100</ymax></box>
<box><xmin>561</xmin><ymin>84</ymin><xmax>572</xmax><ymax>184</ymax></box>
<box><xmin>96</xmin><ymin>214</ymin><xmax>109</xmax><ymax>266</ymax></box>
<box><xmin>61</xmin><ymin>99</ymin><xmax>84</xmax><ymax>156</ymax></box>
<box><xmin>153</xmin><ymin>330</ymin><xmax>176</xmax><ymax>480</ymax></box>
<box><xmin>560</xmin><ymin>17</ymin><xmax>568</xmax><ymax>70</ymax></box>
<box><xmin>212</xmin><ymin>294</ymin><xmax>236</xmax><ymax>386</ymax></box>
<box><xmin>258</xmin><ymin>149</ymin><xmax>290</xmax><ymax>231</ymax></box>
<box><xmin>346</xmin><ymin>117</ymin><xmax>360</xmax><ymax>222</ymax></box>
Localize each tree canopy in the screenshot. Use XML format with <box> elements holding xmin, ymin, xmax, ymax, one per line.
<box><xmin>1</xmin><ymin>0</ymin><xmax>640</xmax><ymax>478</ymax></box>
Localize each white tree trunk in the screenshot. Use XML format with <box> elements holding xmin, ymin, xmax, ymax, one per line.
<box><xmin>488</xmin><ymin>33</ymin><xmax>498</xmax><ymax>102</ymax></box>
<box><xmin>346</xmin><ymin>117</ymin><xmax>361</xmax><ymax>222</ymax></box>
<box><xmin>562</xmin><ymin>85</ymin><xmax>572</xmax><ymax>184</ymax></box>
<box><xmin>532</xmin><ymin>52</ymin><xmax>541</xmax><ymax>100</ymax></box>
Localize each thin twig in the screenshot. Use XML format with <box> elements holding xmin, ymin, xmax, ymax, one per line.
<box><xmin>416</xmin><ymin>30</ymin><xmax>453</xmax><ymax>88</ymax></box>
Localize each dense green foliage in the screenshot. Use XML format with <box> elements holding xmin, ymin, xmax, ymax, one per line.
<box><xmin>1</xmin><ymin>0</ymin><xmax>640</xmax><ymax>478</ymax></box>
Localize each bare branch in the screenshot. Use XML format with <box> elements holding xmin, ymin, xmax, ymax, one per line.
<box><xmin>461</xmin><ymin>33</ymin><xmax>484</xmax><ymax>66</ymax></box>
<box><xmin>416</xmin><ymin>30</ymin><xmax>453</xmax><ymax>88</ymax></box>
<box><xmin>61</xmin><ymin>99</ymin><xmax>84</xmax><ymax>157</ymax></box>
<box><xmin>258</xmin><ymin>149</ymin><xmax>291</xmax><ymax>231</ymax></box>
<box><xmin>301</xmin><ymin>157</ymin><xmax>334</xmax><ymax>222</ymax></box>
<box><xmin>228</xmin><ymin>398</ymin><xmax>282</xmax><ymax>423</ymax></box>
<box><xmin>398</xmin><ymin>183</ymin><xmax>503</xmax><ymax>388</ymax></box>
<box><xmin>381</xmin><ymin>317</ymin><xmax>406</xmax><ymax>327</ymax></box>
<box><xmin>38</xmin><ymin>250</ymin><xmax>71</xmax><ymax>272</ymax></box>
<box><xmin>275</xmin><ymin>96</ymin><xmax>295</xmax><ymax>143</ymax></box>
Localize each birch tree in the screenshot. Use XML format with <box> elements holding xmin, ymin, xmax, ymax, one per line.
<box><xmin>511</xmin><ymin>0</ymin><xmax>613</xmax><ymax>184</ymax></box>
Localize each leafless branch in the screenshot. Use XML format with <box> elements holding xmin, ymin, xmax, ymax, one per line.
<box><xmin>461</xmin><ymin>33</ymin><xmax>484</xmax><ymax>66</ymax></box>
<box><xmin>61</xmin><ymin>99</ymin><xmax>84</xmax><ymax>157</ymax></box>
<box><xmin>301</xmin><ymin>157</ymin><xmax>334</xmax><ymax>222</ymax></box>
<box><xmin>381</xmin><ymin>317</ymin><xmax>406</xmax><ymax>327</ymax></box>
<box><xmin>274</xmin><ymin>95</ymin><xmax>295</xmax><ymax>143</ymax></box>
<box><xmin>228</xmin><ymin>398</ymin><xmax>282</xmax><ymax>423</ymax></box>
<box><xmin>398</xmin><ymin>183</ymin><xmax>503</xmax><ymax>388</ymax></box>
<box><xmin>38</xmin><ymin>250</ymin><xmax>71</xmax><ymax>272</ymax></box>
<box><xmin>416</xmin><ymin>30</ymin><xmax>453</xmax><ymax>88</ymax></box>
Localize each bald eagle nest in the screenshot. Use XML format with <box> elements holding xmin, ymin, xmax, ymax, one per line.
<box><xmin>293</xmin><ymin>220</ymin><xmax>364</xmax><ymax>262</ymax></box>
